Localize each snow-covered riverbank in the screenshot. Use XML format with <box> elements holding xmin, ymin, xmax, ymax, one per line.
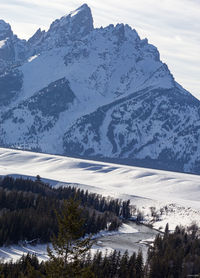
<box><xmin>0</xmin><ymin>222</ymin><xmax>156</xmax><ymax>262</ymax></box>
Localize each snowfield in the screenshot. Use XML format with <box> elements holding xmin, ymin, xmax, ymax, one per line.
<box><xmin>0</xmin><ymin>147</ymin><xmax>200</xmax><ymax>232</ymax></box>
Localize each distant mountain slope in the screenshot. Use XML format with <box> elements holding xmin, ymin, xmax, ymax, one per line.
<box><xmin>0</xmin><ymin>4</ymin><xmax>199</xmax><ymax>174</ymax></box>
<box><xmin>63</xmin><ymin>87</ymin><xmax>200</xmax><ymax>173</ymax></box>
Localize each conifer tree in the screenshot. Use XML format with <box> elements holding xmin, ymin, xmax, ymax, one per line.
<box><xmin>119</xmin><ymin>250</ymin><xmax>129</xmax><ymax>278</ymax></box>
<box><xmin>135</xmin><ymin>250</ymin><xmax>144</xmax><ymax>278</ymax></box>
<box><xmin>46</xmin><ymin>199</ymin><xmax>93</xmax><ymax>278</ymax></box>
<box><xmin>164</xmin><ymin>223</ymin><xmax>169</xmax><ymax>238</ymax></box>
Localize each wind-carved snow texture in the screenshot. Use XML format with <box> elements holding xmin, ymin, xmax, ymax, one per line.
<box><xmin>0</xmin><ymin>4</ymin><xmax>199</xmax><ymax>174</ymax></box>
<box><xmin>1</xmin><ymin>148</ymin><xmax>200</xmax><ymax>232</ymax></box>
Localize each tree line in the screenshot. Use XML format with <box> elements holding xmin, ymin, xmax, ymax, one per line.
<box><xmin>147</xmin><ymin>223</ymin><xmax>200</xmax><ymax>277</ymax></box>
<box><xmin>1</xmin><ymin>223</ymin><xmax>200</xmax><ymax>277</ymax></box>
<box><xmin>0</xmin><ymin>175</ymin><xmax>131</xmax><ymax>217</ymax></box>
<box><xmin>0</xmin><ymin>250</ymin><xmax>144</xmax><ymax>278</ymax></box>
<box><xmin>0</xmin><ymin>176</ymin><xmax>131</xmax><ymax>245</ymax></box>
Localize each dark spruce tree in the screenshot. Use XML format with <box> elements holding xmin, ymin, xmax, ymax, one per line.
<box><xmin>46</xmin><ymin>199</ymin><xmax>94</xmax><ymax>278</ymax></box>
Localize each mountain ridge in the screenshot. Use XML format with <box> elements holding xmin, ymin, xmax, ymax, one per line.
<box><xmin>0</xmin><ymin>4</ymin><xmax>199</xmax><ymax>174</ymax></box>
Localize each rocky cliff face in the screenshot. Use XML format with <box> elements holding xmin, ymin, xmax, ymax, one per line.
<box><xmin>0</xmin><ymin>4</ymin><xmax>199</xmax><ymax>174</ymax></box>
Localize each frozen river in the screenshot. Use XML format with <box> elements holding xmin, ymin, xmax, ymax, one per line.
<box><xmin>0</xmin><ymin>222</ymin><xmax>158</xmax><ymax>262</ymax></box>
<box><xmin>94</xmin><ymin>222</ymin><xmax>158</xmax><ymax>260</ymax></box>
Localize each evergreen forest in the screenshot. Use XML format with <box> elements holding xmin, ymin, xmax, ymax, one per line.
<box><xmin>0</xmin><ymin>175</ymin><xmax>132</xmax><ymax>245</ymax></box>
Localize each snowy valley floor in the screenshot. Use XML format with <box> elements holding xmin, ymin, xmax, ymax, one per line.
<box><xmin>0</xmin><ymin>147</ymin><xmax>200</xmax><ymax>260</ymax></box>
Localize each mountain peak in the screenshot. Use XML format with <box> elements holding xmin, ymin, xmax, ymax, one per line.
<box><xmin>48</xmin><ymin>4</ymin><xmax>93</xmax><ymax>42</ymax></box>
<box><xmin>28</xmin><ymin>28</ymin><xmax>45</xmax><ymax>46</ymax></box>
<box><xmin>0</xmin><ymin>20</ymin><xmax>13</xmax><ymax>40</ymax></box>
<box><xmin>69</xmin><ymin>3</ymin><xmax>90</xmax><ymax>17</ymax></box>
<box><xmin>67</xmin><ymin>3</ymin><xmax>93</xmax><ymax>33</ymax></box>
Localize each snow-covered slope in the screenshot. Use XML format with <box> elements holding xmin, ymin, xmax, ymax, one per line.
<box><xmin>0</xmin><ymin>4</ymin><xmax>199</xmax><ymax>174</ymax></box>
<box><xmin>0</xmin><ymin>147</ymin><xmax>200</xmax><ymax>231</ymax></box>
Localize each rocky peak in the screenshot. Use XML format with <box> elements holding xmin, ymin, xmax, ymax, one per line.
<box><xmin>0</xmin><ymin>20</ymin><xmax>13</xmax><ymax>40</ymax></box>
<box><xmin>47</xmin><ymin>4</ymin><xmax>93</xmax><ymax>43</ymax></box>
<box><xmin>28</xmin><ymin>28</ymin><xmax>45</xmax><ymax>46</ymax></box>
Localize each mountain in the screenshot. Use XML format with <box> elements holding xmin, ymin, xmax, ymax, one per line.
<box><xmin>0</xmin><ymin>4</ymin><xmax>199</xmax><ymax>174</ymax></box>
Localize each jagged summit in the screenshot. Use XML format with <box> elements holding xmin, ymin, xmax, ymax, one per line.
<box><xmin>0</xmin><ymin>20</ymin><xmax>13</xmax><ymax>40</ymax></box>
<box><xmin>0</xmin><ymin>20</ymin><xmax>10</xmax><ymax>31</ymax></box>
<box><xmin>48</xmin><ymin>3</ymin><xmax>93</xmax><ymax>40</ymax></box>
<box><xmin>27</xmin><ymin>4</ymin><xmax>94</xmax><ymax>51</ymax></box>
<box><xmin>28</xmin><ymin>28</ymin><xmax>45</xmax><ymax>46</ymax></box>
<box><xmin>69</xmin><ymin>3</ymin><xmax>91</xmax><ymax>17</ymax></box>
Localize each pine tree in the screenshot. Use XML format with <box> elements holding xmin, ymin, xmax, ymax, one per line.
<box><xmin>46</xmin><ymin>199</ymin><xmax>93</xmax><ymax>278</ymax></box>
<box><xmin>128</xmin><ymin>252</ymin><xmax>136</xmax><ymax>278</ymax></box>
<box><xmin>135</xmin><ymin>250</ymin><xmax>144</xmax><ymax>278</ymax></box>
<box><xmin>164</xmin><ymin>223</ymin><xmax>169</xmax><ymax>238</ymax></box>
<box><xmin>119</xmin><ymin>250</ymin><xmax>129</xmax><ymax>278</ymax></box>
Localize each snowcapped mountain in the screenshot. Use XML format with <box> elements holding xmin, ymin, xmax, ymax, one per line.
<box><xmin>0</xmin><ymin>4</ymin><xmax>199</xmax><ymax>174</ymax></box>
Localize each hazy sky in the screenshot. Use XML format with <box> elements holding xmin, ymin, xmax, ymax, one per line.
<box><xmin>1</xmin><ymin>0</ymin><xmax>199</xmax><ymax>98</ymax></box>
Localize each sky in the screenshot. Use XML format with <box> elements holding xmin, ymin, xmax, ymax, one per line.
<box><xmin>0</xmin><ymin>0</ymin><xmax>199</xmax><ymax>98</ymax></box>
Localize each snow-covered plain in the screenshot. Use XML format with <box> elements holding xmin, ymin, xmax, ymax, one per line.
<box><xmin>0</xmin><ymin>147</ymin><xmax>200</xmax><ymax>232</ymax></box>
